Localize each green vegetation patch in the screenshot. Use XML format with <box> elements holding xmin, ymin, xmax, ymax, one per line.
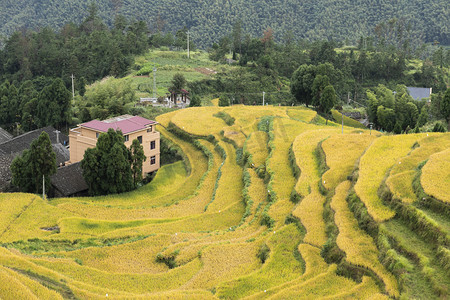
<box><xmin>1</xmin><ymin>235</ymin><xmax>150</xmax><ymax>254</ymax></box>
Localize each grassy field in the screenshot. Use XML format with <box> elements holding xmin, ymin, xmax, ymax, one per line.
<box><xmin>0</xmin><ymin>105</ymin><xmax>449</xmax><ymax>299</ymax></box>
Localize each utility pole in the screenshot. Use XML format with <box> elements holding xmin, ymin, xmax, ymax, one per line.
<box><xmin>153</xmin><ymin>68</ymin><xmax>157</xmax><ymax>99</ymax></box>
<box><xmin>263</xmin><ymin>91</ymin><xmax>265</xmax><ymax>106</ymax></box>
<box><xmin>42</xmin><ymin>175</ymin><xmax>45</xmax><ymax>200</ymax></box>
<box><xmin>187</xmin><ymin>30</ymin><xmax>190</xmax><ymax>59</ymax></box>
<box><xmin>71</xmin><ymin>74</ymin><xmax>75</xmax><ymax>104</ymax></box>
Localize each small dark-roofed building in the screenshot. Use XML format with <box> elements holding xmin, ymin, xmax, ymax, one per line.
<box><xmin>51</xmin><ymin>162</ymin><xmax>88</xmax><ymax>197</ymax></box>
<box><xmin>0</xmin><ymin>126</ymin><xmax>70</xmax><ymax>191</ymax></box>
<box><xmin>407</xmin><ymin>87</ymin><xmax>432</xmax><ymax>101</ymax></box>
<box><xmin>0</xmin><ymin>128</ymin><xmax>12</xmax><ymax>144</ymax></box>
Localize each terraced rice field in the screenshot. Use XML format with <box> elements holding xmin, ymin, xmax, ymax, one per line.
<box><xmin>0</xmin><ymin>106</ymin><xmax>449</xmax><ymax>299</ymax></box>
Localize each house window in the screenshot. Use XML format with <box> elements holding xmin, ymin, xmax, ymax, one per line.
<box><xmin>147</xmin><ymin>125</ymin><xmax>153</xmax><ymax>133</ymax></box>
<box><xmin>124</xmin><ymin>135</ymin><xmax>129</xmax><ymax>142</ymax></box>
<box><xmin>150</xmin><ymin>156</ymin><xmax>156</xmax><ymax>165</ymax></box>
<box><xmin>137</xmin><ymin>136</ymin><xmax>143</xmax><ymax>144</ymax></box>
<box><xmin>96</xmin><ymin>132</ymin><xmax>100</xmax><ymax>138</ymax></box>
<box><xmin>150</xmin><ymin>140</ymin><xmax>156</xmax><ymax>150</ymax></box>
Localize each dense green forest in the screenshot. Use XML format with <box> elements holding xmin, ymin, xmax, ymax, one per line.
<box><xmin>0</xmin><ymin>0</ymin><xmax>448</xmax><ymax>48</ymax></box>
<box><xmin>0</xmin><ymin>5</ymin><xmax>449</xmax><ymax>135</ymax></box>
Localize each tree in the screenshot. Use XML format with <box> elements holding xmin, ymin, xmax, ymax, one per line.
<box><xmin>36</xmin><ymin>78</ymin><xmax>71</xmax><ymax>129</ymax></box>
<box><xmin>11</xmin><ymin>132</ymin><xmax>56</xmax><ymax>194</ymax></box>
<box><xmin>291</xmin><ymin>64</ymin><xmax>316</xmax><ymax>107</ymax></box>
<box><xmin>76</xmin><ymin>77</ymin><xmax>135</xmax><ymax>121</ymax></box>
<box><xmin>189</xmin><ymin>94</ymin><xmax>201</xmax><ymax>107</ymax></box>
<box><xmin>170</xmin><ymin>73</ymin><xmax>186</xmax><ymax>94</ymax></box>
<box><xmin>320</xmin><ymin>85</ymin><xmax>337</xmax><ymax>124</ymax></box>
<box><xmin>366</xmin><ymin>91</ymin><xmax>379</xmax><ymax>128</ymax></box>
<box><xmin>442</xmin><ymin>88</ymin><xmax>450</xmax><ymax>131</ymax></box>
<box><xmin>232</xmin><ymin>19</ymin><xmax>242</xmax><ymax>58</ymax></box>
<box><xmin>81</xmin><ymin>148</ymin><xmax>101</xmax><ymax>195</ymax></box>
<box><xmin>404</xmin><ymin>102</ymin><xmax>419</xmax><ymax>130</ymax></box>
<box><xmin>377</xmin><ymin>106</ymin><xmax>396</xmax><ymax>132</ymax></box>
<box><xmin>432</xmin><ymin>122</ymin><xmax>446</xmax><ymax>132</ymax></box>
<box><xmin>393</xmin><ymin>122</ymin><xmax>402</xmax><ymax>134</ymax></box>
<box><xmin>416</xmin><ymin>106</ymin><xmax>428</xmax><ymax>128</ymax></box>
<box><xmin>219</xmin><ymin>94</ymin><xmax>230</xmax><ymax>106</ymax></box>
<box><xmin>130</xmin><ymin>139</ymin><xmax>146</xmax><ymax>187</ymax></box>
<box><xmin>312</xmin><ymin>75</ymin><xmax>330</xmax><ymax>107</ymax></box>
<box><xmin>81</xmin><ymin>129</ymin><xmax>134</xmax><ymax>195</ymax></box>
<box><xmin>10</xmin><ymin>151</ymin><xmax>34</xmax><ymax>192</ymax></box>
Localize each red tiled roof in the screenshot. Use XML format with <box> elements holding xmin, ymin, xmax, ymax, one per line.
<box><xmin>81</xmin><ymin>116</ymin><xmax>156</xmax><ymax>134</ymax></box>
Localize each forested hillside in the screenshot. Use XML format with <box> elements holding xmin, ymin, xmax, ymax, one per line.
<box><xmin>0</xmin><ymin>0</ymin><xmax>448</xmax><ymax>48</ymax></box>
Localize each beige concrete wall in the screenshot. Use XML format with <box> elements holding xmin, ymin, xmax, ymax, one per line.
<box><xmin>69</xmin><ymin>127</ymin><xmax>98</xmax><ymax>163</ymax></box>
<box><xmin>69</xmin><ymin>125</ymin><xmax>160</xmax><ymax>176</ymax></box>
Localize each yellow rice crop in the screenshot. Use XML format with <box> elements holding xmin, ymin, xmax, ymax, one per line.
<box><xmin>171</xmin><ymin>107</ymin><xmax>225</xmax><ymax>136</ymax></box>
<box><xmin>0</xmin><ymin>266</ymin><xmax>63</xmax><ymax>299</ymax></box>
<box><xmin>0</xmin><ymin>196</ymin><xmax>73</xmax><ymax>242</ymax></box>
<box><xmin>332</xmin><ymin>181</ymin><xmax>399</xmax><ymax>297</ymax></box>
<box><xmin>223</xmin><ymin>124</ymin><xmax>247</xmax><ymax>147</ymax></box>
<box><xmin>385</xmin><ymin>171</ymin><xmax>417</xmax><ymax>203</ymax></box>
<box><xmin>244</xmin><ymin>131</ymin><xmax>269</xmax><ymax>167</ymax></box>
<box><xmin>321</xmin><ymin>276</ymin><xmax>383</xmax><ymax>299</ymax></box>
<box><xmin>2</xmin><ymin>106</ymin><xmax>446</xmax><ymax>298</ymax></box>
<box><xmin>206</xmin><ymin>140</ymin><xmax>244</xmax><ymax>214</ymax></box>
<box><xmin>322</xmin><ymin>134</ymin><xmax>376</xmax><ymax>190</ymax></box>
<box><xmin>222</xmin><ymin>105</ymin><xmax>289</xmax><ymax>137</ymax></box>
<box><xmin>293</xmin><ymin>191</ymin><xmax>327</xmax><ymax>247</ymax></box>
<box><xmin>286</xmin><ymin>106</ymin><xmax>317</xmax><ymax>123</ymax></box>
<box><xmin>215</xmin><ymin>224</ymin><xmax>304</xmax><ymax>299</ymax></box>
<box><xmin>244</xmin><ymin>243</ymin><xmax>329</xmax><ymax>299</ymax></box>
<box><xmin>180</xmin><ymin>242</ymin><xmax>261</xmax><ymax>289</ymax></box>
<box><xmin>91</xmin><ymin>201</ymin><xmax>244</xmax><ymax>238</ymax></box>
<box><xmin>292</xmin><ymin>130</ymin><xmax>332</xmax><ymax>197</ymax></box>
<box><xmin>58</xmin><ymin>235</ymin><xmax>172</xmax><ymax>274</ymax></box>
<box><xmin>266</xmin><ymin>118</ymin><xmax>317</xmax><ymax>225</ymax></box>
<box><xmin>421</xmin><ymin>147</ymin><xmax>450</xmax><ymax>203</ymax></box>
<box><xmin>268</xmin><ymin>264</ymin><xmax>358</xmax><ymax>299</ymax></box>
<box><xmin>0</xmin><ymin>266</ymin><xmax>39</xmax><ymax>299</ymax></box>
<box><xmin>155</xmin><ymin>110</ymin><xmax>180</xmax><ymax>128</ymax></box>
<box><xmin>355</xmin><ymin>134</ymin><xmax>424</xmax><ymax>222</ymax></box>
<box><xmin>292</xmin><ymin>129</ymin><xmax>341</xmax><ymax>246</ymax></box>
<box><xmin>386</xmin><ymin>133</ymin><xmax>450</xmax><ymax>203</ymax></box>
<box><xmin>246</xmin><ymin>169</ymin><xmax>269</xmax><ymax>223</ymax></box>
<box><xmin>0</xmin><ymin>193</ymin><xmax>36</xmax><ymax>241</ymax></box>
<box><xmin>55</xmin><ymin>141</ymin><xmax>220</xmax><ymax>221</ymax></box>
<box><xmin>31</xmin><ymin>257</ymin><xmax>203</xmax><ymax>294</ymax></box>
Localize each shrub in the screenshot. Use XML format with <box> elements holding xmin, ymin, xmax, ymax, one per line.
<box><xmin>257</xmin><ymin>244</ymin><xmax>270</xmax><ymax>264</ymax></box>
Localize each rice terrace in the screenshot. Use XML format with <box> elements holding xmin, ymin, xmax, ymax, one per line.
<box><xmin>0</xmin><ymin>104</ymin><xmax>449</xmax><ymax>299</ymax></box>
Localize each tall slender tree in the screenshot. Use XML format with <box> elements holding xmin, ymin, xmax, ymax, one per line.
<box><xmin>130</xmin><ymin>138</ymin><xmax>146</xmax><ymax>187</ymax></box>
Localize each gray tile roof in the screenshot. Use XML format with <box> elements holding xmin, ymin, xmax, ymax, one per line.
<box><xmin>0</xmin><ymin>127</ymin><xmax>70</xmax><ymax>191</ymax></box>
<box><xmin>0</xmin><ymin>128</ymin><xmax>12</xmax><ymax>144</ymax></box>
<box><xmin>51</xmin><ymin>162</ymin><xmax>88</xmax><ymax>197</ymax></box>
<box><xmin>0</xmin><ymin>126</ymin><xmax>68</xmax><ymax>155</ymax></box>
<box><xmin>407</xmin><ymin>87</ymin><xmax>432</xmax><ymax>101</ymax></box>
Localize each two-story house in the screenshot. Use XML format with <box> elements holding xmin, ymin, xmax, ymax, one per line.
<box><xmin>69</xmin><ymin>115</ymin><xmax>160</xmax><ymax>175</ymax></box>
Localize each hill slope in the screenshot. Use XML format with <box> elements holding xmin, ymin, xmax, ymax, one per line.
<box><xmin>0</xmin><ymin>0</ymin><xmax>448</xmax><ymax>47</ymax></box>
<box><xmin>0</xmin><ymin>105</ymin><xmax>449</xmax><ymax>299</ymax></box>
